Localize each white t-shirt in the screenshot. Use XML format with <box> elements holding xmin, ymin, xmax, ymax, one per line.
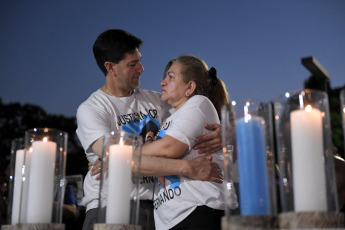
<box><xmin>152</xmin><ymin>95</ymin><xmax>225</xmax><ymax>230</ymax></box>
<box><xmin>76</xmin><ymin>88</ymin><xmax>171</xmax><ymax>211</ymax></box>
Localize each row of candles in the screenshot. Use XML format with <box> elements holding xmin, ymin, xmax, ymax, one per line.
<box><xmin>8</xmin><ymin>128</ymin><xmax>138</xmax><ymax>225</ymax></box>
<box><xmin>7</xmin><ymin>88</ymin><xmax>345</xmax><ymax>225</ymax></box>
<box><xmin>222</xmin><ymin>88</ymin><xmax>345</xmax><ymax>217</ymax></box>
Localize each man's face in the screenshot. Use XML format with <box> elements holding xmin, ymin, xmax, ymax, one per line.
<box><xmin>113</xmin><ymin>49</ymin><xmax>144</xmax><ymax>91</ymax></box>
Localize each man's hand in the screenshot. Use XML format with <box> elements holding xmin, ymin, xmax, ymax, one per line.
<box><xmin>90</xmin><ymin>159</ymin><xmax>102</xmax><ymax>181</ymax></box>
<box><xmin>194</xmin><ymin>124</ymin><xmax>222</xmax><ymax>154</ymax></box>
<box><xmin>186</xmin><ymin>155</ymin><xmax>223</xmax><ymax>183</ymax></box>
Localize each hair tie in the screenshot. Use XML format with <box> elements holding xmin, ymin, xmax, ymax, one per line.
<box><xmin>209</xmin><ymin>67</ymin><xmax>218</xmax><ymax>87</ymax></box>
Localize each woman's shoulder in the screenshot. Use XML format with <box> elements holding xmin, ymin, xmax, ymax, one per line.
<box><xmin>189</xmin><ymin>95</ymin><xmax>213</xmax><ymax>106</ymax></box>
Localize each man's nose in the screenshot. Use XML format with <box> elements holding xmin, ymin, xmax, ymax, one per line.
<box><xmin>137</xmin><ymin>62</ymin><xmax>144</xmax><ymax>73</ymax></box>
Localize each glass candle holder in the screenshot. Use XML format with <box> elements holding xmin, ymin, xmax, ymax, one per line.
<box><xmin>221</xmin><ymin>103</ymin><xmax>239</xmax><ymax>217</ymax></box>
<box><xmin>7</xmin><ymin>137</ymin><xmax>25</xmax><ymax>225</ymax></box>
<box><xmin>233</xmin><ymin>99</ymin><xmax>271</xmax><ymax>216</ymax></box>
<box><xmin>98</xmin><ymin>131</ymin><xmax>142</xmax><ymax>225</ymax></box>
<box><xmin>340</xmin><ymin>88</ymin><xmax>345</xmax><ymax>154</ymax></box>
<box><xmin>257</xmin><ymin>102</ymin><xmax>278</xmax><ymax>216</ymax></box>
<box><xmin>273</xmin><ymin>89</ymin><xmax>338</xmax><ymax>213</ymax></box>
<box><xmin>20</xmin><ymin>128</ymin><xmax>67</xmax><ymax>224</ymax></box>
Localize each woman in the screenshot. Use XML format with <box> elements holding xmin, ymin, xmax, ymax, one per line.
<box><xmin>141</xmin><ymin>55</ymin><xmax>229</xmax><ymax>230</ymax></box>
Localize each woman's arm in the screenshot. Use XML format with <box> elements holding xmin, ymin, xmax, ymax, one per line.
<box><xmin>141</xmin><ymin>135</ymin><xmax>188</xmax><ymax>158</ymax></box>
<box><xmin>140</xmin><ymin>155</ymin><xmax>223</xmax><ymax>183</ymax></box>
<box><xmin>90</xmin><ymin>154</ymin><xmax>223</xmax><ymax>183</ymax></box>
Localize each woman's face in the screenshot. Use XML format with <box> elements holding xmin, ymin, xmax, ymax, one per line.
<box><xmin>160</xmin><ymin>62</ymin><xmax>189</xmax><ymax>109</ymax></box>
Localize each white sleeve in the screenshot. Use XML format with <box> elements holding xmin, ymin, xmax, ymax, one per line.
<box><xmin>76</xmin><ymin>103</ymin><xmax>112</xmax><ymax>155</ymax></box>
<box><xmin>165</xmin><ymin>101</ymin><xmax>207</xmax><ymax>150</ymax></box>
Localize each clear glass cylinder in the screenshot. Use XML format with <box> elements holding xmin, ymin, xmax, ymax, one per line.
<box><xmin>233</xmin><ymin>99</ymin><xmax>271</xmax><ymax>216</ymax></box>
<box><xmin>20</xmin><ymin>128</ymin><xmax>67</xmax><ymax>224</ymax></box>
<box><xmin>257</xmin><ymin>102</ymin><xmax>278</xmax><ymax>216</ymax></box>
<box><xmin>340</xmin><ymin>88</ymin><xmax>345</xmax><ymax>154</ymax></box>
<box><xmin>7</xmin><ymin>137</ymin><xmax>25</xmax><ymax>225</ymax></box>
<box><xmin>221</xmin><ymin>103</ymin><xmax>239</xmax><ymax>218</ymax></box>
<box><xmin>98</xmin><ymin>131</ymin><xmax>142</xmax><ymax>225</ymax></box>
<box><xmin>273</xmin><ymin>89</ymin><xmax>338</xmax><ymax>213</ymax></box>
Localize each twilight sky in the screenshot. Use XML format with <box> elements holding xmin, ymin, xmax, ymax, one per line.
<box><xmin>1</xmin><ymin>0</ymin><xmax>345</xmax><ymax>117</ymax></box>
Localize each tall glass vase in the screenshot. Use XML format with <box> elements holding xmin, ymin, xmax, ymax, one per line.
<box><xmin>273</xmin><ymin>89</ymin><xmax>338</xmax><ymax>213</ymax></box>
<box><xmin>233</xmin><ymin>99</ymin><xmax>271</xmax><ymax>216</ymax></box>
<box><xmin>340</xmin><ymin>88</ymin><xmax>345</xmax><ymax>156</ymax></box>
<box><xmin>257</xmin><ymin>102</ymin><xmax>278</xmax><ymax>216</ymax></box>
<box><xmin>221</xmin><ymin>103</ymin><xmax>239</xmax><ymax>218</ymax></box>
<box><xmin>20</xmin><ymin>128</ymin><xmax>67</xmax><ymax>224</ymax></box>
<box><xmin>7</xmin><ymin>138</ymin><xmax>25</xmax><ymax>225</ymax></box>
<box><xmin>98</xmin><ymin>130</ymin><xmax>142</xmax><ymax>226</ymax></box>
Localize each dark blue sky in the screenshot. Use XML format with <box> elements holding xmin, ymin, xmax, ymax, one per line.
<box><xmin>1</xmin><ymin>1</ymin><xmax>345</xmax><ymax>117</ymax></box>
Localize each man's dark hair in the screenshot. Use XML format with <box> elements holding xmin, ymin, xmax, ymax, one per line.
<box><xmin>93</xmin><ymin>29</ymin><xmax>143</xmax><ymax>76</ymax></box>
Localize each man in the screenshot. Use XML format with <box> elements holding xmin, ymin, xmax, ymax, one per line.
<box><xmin>76</xmin><ymin>29</ymin><xmax>222</xmax><ymax>230</ymax></box>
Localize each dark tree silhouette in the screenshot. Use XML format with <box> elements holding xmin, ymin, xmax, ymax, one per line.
<box><xmin>0</xmin><ymin>98</ymin><xmax>88</xmax><ymax>177</ymax></box>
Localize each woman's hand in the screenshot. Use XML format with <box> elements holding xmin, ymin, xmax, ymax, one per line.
<box><xmin>194</xmin><ymin>124</ymin><xmax>222</xmax><ymax>154</ymax></box>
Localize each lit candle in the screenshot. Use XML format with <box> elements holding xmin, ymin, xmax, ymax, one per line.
<box><xmin>290</xmin><ymin>105</ymin><xmax>327</xmax><ymax>212</ymax></box>
<box><xmin>106</xmin><ymin>141</ymin><xmax>132</xmax><ymax>224</ymax></box>
<box><xmin>236</xmin><ymin>116</ymin><xmax>270</xmax><ymax>216</ymax></box>
<box><xmin>26</xmin><ymin>138</ymin><xmax>56</xmax><ymax>223</ymax></box>
<box><xmin>11</xmin><ymin>149</ymin><xmax>24</xmax><ymax>224</ymax></box>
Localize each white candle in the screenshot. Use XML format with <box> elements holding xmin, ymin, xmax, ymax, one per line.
<box><xmin>11</xmin><ymin>149</ymin><xmax>24</xmax><ymax>224</ymax></box>
<box><xmin>106</xmin><ymin>143</ymin><xmax>132</xmax><ymax>224</ymax></box>
<box><xmin>26</xmin><ymin>139</ymin><xmax>56</xmax><ymax>223</ymax></box>
<box><xmin>290</xmin><ymin>106</ymin><xmax>327</xmax><ymax>212</ymax></box>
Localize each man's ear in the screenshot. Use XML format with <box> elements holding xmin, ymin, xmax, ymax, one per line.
<box><xmin>104</xmin><ymin>62</ymin><xmax>116</xmax><ymax>75</ymax></box>
<box><xmin>186</xmin><ymin>81</ymin><xmax>196</xmax><ymax>96</ymax></box>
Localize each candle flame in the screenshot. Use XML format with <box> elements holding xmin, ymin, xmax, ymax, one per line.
<box><xmin>275</xmin><ymin>115</ymin><xmax>280</xmax><ymax>120</ymax></box>
<box><xmin>120</xmin><ymin>138</ymin><xmax>124</xmax><ymax>146</ymax></box>
<box><xmin>43</xmin><ymin>137</ymin><xmax>48</xmax><ymax>142</ymax></box>
<box><xmin>305</xmin><ymin>105</ymin><xmax>312</xmax><ymax>112</ymax></box>
<box><xmin>343</xmin><ymin>107</ymin><xmax>345</xmax><ymax>114</ymax></box>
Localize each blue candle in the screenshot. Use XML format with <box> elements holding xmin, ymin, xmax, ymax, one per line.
<box><xmin>236</xmin><ymin>116</ymin><xmax>270</xmax><ymax>216</ymax></box>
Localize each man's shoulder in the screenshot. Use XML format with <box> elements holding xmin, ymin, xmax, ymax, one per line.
<box><xmin>77</xmin><ymin>89</ymin><xmax>109</xmax><ymax>113</ymax></box>
<box><xmin>79</xmin><ymin>89</ymin><xmax>106</xmax><ymax>105</ymax></box>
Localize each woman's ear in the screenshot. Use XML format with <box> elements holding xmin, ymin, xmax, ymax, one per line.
<box><xmin>185</xmin><ymin>81</ymin><xmax>196</xmax><ymax>97</ymax></box>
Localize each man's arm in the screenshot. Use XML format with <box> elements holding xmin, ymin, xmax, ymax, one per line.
<box><xmin>91</xmin><ymin>137</ymin><xmax>104</xmax><ymax>158</ymax></box>
<box><xmin>91</xmin><ymin>153</ymin><xmax>223</xmax><ymax>183</ymax></box>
